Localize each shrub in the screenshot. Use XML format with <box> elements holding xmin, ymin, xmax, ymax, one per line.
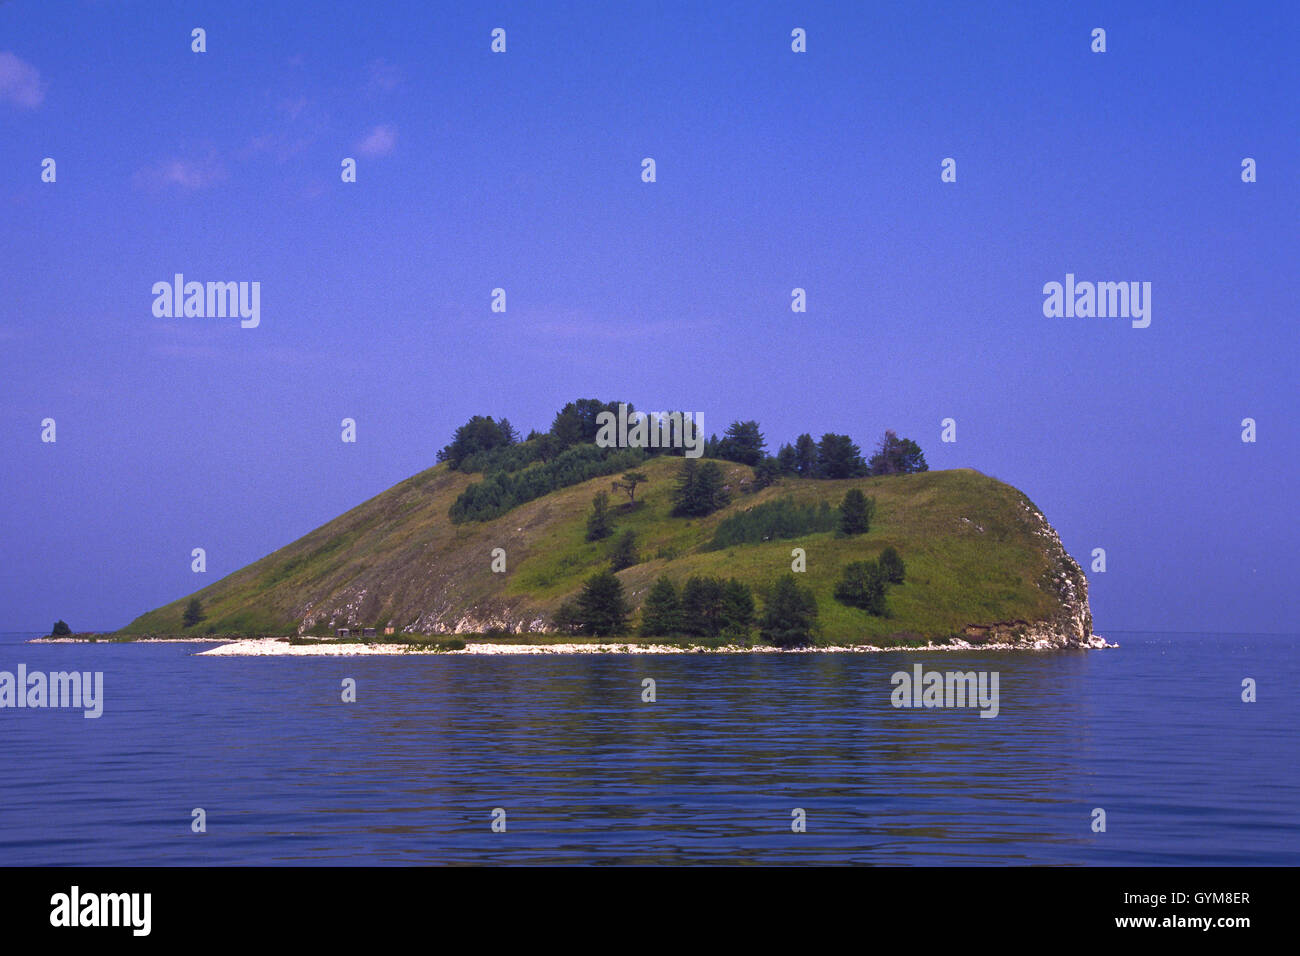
<box><xmin>834</xmin><ymin>560</ymin><xmax>890</xmax><ymax>616</ymax></box>
<box><xmin>706</xmin><ymin>496</ymin><xmax>838</xmax><ymax>550</ymax></box>
<box><xmin>878</xmin><ymin>546</ymin><xmax>906</xmax><ymax>584</ymax></box>
<box><xmin>450</xmin><ymin>444</ymin><xmax>647</xmax><ymax>523</ymax></box>
<box><xmin>50</xmin><ymin>620</ymin><xmax>71</xmax><ymax>637</ymax></box>
<box><xmin>553</xmin><ymin>600</ymin><xmax>582</xmax><ymax>635</ymax></box>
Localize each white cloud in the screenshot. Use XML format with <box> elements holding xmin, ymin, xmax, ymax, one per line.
<box><xmin>134</xmin><ymin>154</ymin><xmax>227</xmax><ymax>190</ymax></box>
<box><xmin>0</xmin><ymin>52</ymin><xmax>46</xmax><ymax>109</ymax></box>
<box><xmin>356</xmin><ymin>124</ymin><xmax>397</xmax><ymax>157</ymax></box>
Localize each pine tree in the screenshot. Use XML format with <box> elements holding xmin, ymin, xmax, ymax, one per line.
<box><xmin>575</xmin><ymin>569</ymin><xmax>629</xmax><ymax>635</ymax></box>
<box><xmin>639</xmin><ymin>576</ymin><xmax>682</xmax><ymax>636</ymax></box>
<box><xmin>793</xmin><ymin>434</ymin><xmax>818</xmax><ymax>477</ymax></box>
<box><xmin>720</xmin><ymin>579</ymin><xmax>756</xmax><ymax>638</ymax></box>
<box><xmin>680</xmin><ymin>576</ymin><xmax>725</xmax><ymax>635</ymax></box>
<box><xmin>609</xmin><ymin>529</ymin><xmax>639</xmax><ymax>571</ymax></box>
<box><xmin>839</xmin><ymin>488</ymin><xmax>875</xmax><ymax>535</ymax></box>
<box><xmin>868</xmin><ymin>430</ymin><xmax>929</xmax><ymax>475</ymax></box>
<box><xmin>697</xmin><ymin>461</ymin><xmax>729</xmax><ymax>513</ymax></box>
<box><xmin>182</xmin><ymin>597</ymin><xmax>205</xmax><ymax>628</ymax></box>
<box><xmin>614</xmin><ymin>471</ymin><xmax>648</xmax><ymax>504</ymax></box>
<box><xmin>817</xmin><ymin>433</ymin><xmax>867</xmax><ymax>479</ymax></box>
<box><xmin>436</xmin><ymin>415</ymin><xmax>516</xmax><ymax>469</ymax></box>
<box><xmin>776</xmin><ymin>443</ymin><xmax>799</xmax><ymax>475</ymax></box>
<box><xmin>671</xmin><ymin>460</ymin><xmax>730</xmax><ymax>517</ymax></box>
<box><xmin>717</xmin><ymin>420</ymin><xmax>766</xmax><ymax>465</ymax></box>
<box><xmin>671</xmin><ymin>459</ymin><xmax>700</xmax><ymax>515</ymax></box>
<box><xmin>760</xmin><ymin>575</ymin><xmax>819</xmax><ymax>647</ymax></box>
<box><xmin>752</xmin><ymin>456</ymin><xmax>782</xmax><ymax>490</ymax></box>
<box><xmin>586</xmin><ymin>491</ymin><xmax>613</xmax><ymax>541</ymax></box>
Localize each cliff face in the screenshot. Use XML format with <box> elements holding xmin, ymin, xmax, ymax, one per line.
<box><xmin>121</xmin><ymin>461</ymin><xmax>1098</xmax><ymax>646</ymax></box>
<box><xmin>960</xmin><ymin>497</ymin><xmax>1095</xmax><ymax>647</ymax></box>
<box><xmin>1034</xmin><ymin>503</ymin><xmax>1096</xmax><ymax>646</ymax></box>
<box><xmin>960</xmin><ymin>496</ymin><xmax>1096</xmax><ymax>648</ymax></box>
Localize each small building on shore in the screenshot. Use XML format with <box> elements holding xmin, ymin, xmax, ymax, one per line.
<box><xmin>336</xmin><ymin>626</ymin><xmax>377</xmax><ymax>638</ymax></box>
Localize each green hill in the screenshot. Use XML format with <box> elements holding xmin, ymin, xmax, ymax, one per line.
<box><xmin>120</xmin><ymin>457</ymin><xmax>1094</xmax><ymax>646</ymax></box>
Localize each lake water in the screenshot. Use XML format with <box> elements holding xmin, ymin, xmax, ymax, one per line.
<box><xmin>1</xmin><ymin>631</ymin><xmax>1296</xmax><ymax>865</ymax></box>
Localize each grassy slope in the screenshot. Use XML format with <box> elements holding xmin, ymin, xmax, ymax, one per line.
<box><xmin>120</xmin><ymin>457</ymin><xmax>1069</xmax><ymax>644</ymax></box>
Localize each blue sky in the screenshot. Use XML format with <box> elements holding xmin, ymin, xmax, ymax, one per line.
<box><xmin>1</xmin><ymin>0</ymin><xmax>1296</xmax><ymax>633</ymax></box>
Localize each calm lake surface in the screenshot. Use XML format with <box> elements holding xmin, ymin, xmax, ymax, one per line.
<box><xmin>1</xmin><ymin>631</ymin><xmax>1296</xmax><ymax>865</ymax></box>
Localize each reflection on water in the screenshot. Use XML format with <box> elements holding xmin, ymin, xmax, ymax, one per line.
<box><xmin>0</xmin><ymin>633</ymin><xmax>1296</xmax><ymax>864</ymax></box>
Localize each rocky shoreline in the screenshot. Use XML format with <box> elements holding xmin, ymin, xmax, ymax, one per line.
<box><xmin>31</xmin><ymin>625</ymin><xmax>1115</xmax><ymax>655</ymax></box>
<box><xmin>191</xmin><ymin>634</ymin><xmax>1115</xmax><ymax>656</ymax></box>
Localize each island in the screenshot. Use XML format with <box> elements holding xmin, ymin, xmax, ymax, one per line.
<box><xmin>63</xmin><ymin>400</ymin><xmax>1107</xmax><ymax>654</ymax></box>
